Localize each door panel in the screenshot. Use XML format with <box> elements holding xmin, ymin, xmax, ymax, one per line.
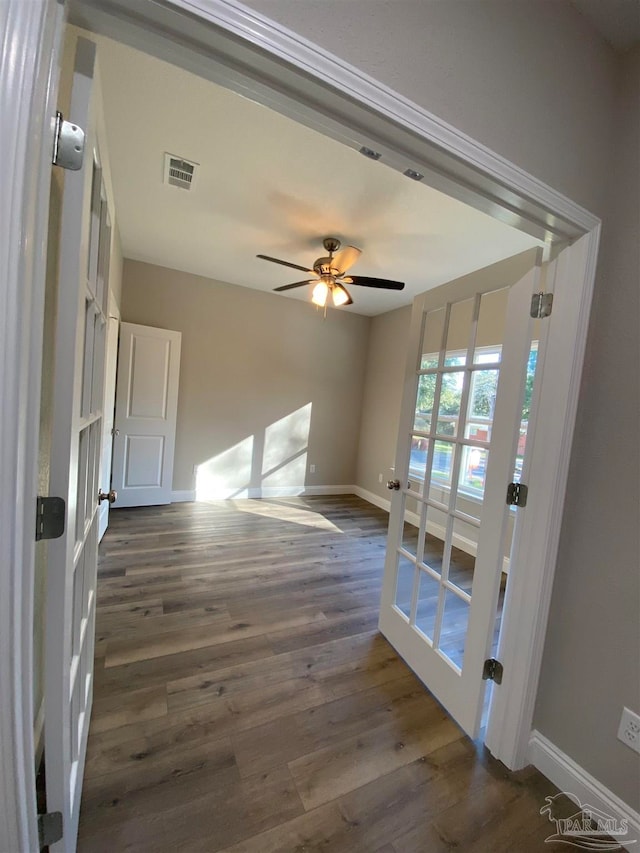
<box><xmin>111</xmin><ymin>322</ymin><xmax>181</xmax><ymax>507</ymax></box>
<box><xmin>45</xmin><ymin>38</ymin><xmax>107</xmax><ymax>853</ymax></box>
<box><xmin>379</xmin><ymin>251</ymin><xmax>540</xmax><ymax>738</ymax></box>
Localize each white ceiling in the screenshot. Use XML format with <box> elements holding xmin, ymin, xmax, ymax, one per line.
<box><xmin>93</xmin><ymin>33</ymin><xmax>542</xmax><ymax>317</ymax></box>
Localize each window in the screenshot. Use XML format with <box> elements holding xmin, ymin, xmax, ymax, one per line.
<box><xmin>410</xmin><ymin>343</ymin><xmax>538</xmax><ymax>500</ymax></box>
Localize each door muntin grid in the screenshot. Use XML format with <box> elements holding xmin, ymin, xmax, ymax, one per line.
<box><xmin>68</xmin><ymin>160</ymin><xmax>108</xmax><ymax>810</ymax></box>
<box><xmin>393</xmin><ymin>291</ymin><xmax>507</xmax><ymax>672</ymax></box>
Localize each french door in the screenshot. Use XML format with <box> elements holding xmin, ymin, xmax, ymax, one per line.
<box><xmin>379</xmin><ymin>251</ymin><xmax>540</xmax><ymax>738</ymax></box>
<box><xmin>45</xmin><ymin>37</ymin><xmax>109</xmax><ymax>852</ymax></box>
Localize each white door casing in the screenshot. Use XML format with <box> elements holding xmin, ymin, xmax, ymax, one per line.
<box><xmin>45</xmin><ymin>36</ymin><xmax>110</xmax><ymax>853</ymax></box>
<box><xmin>379</xmin><ymin>252</ymin><xmax>540</xmax><ymax>738</ymax></box>
<box><xmin>111</xmin><ymin>322</ymin><xmax>182</xmax><ymax>507</ymax></box>
<box><xmin>0</xmin><ymin>3</ymin><xmax>65</xmax><ymax>851</ymax></box>
<box><xmin>1</xmin><ymin>4</ymin><xmax>601</xmax><ymax>847</ymax></box>
<box><xmin>99</xmin><ymin>304</ymin><xmax>120</xmax><ymax>540</ymax></box>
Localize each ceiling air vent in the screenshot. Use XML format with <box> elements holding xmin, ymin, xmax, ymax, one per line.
<box><xmin>163</xmin><ymin>153</ymin><xmax>198</xmax><ymax>190</ymax></box>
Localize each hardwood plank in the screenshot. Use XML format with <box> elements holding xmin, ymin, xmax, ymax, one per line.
<box><xmin>287</xmin><ymin>693</ymin><xmax>461</xmax><ymax>810</ymax></box>
<box><xmin>78</xmin><ymin>496</ymin><xmax>554</xmax><ymax>853</ymax></box>
<box><xmin>104</xmin><ymin>609</ymin><xmax>327</xmax><ymax>668</ymax></box>
<box><xmin>165</xmin><ymin>630</ymin><xmax>393</xmax><ymax>713</ymax></box>
<box><xmin>96</xmin><ymin>605</ymin><xmax>231</xmax><ymax>644</ymax></box>
<box><xmin>93</xmin><ymin>634</ymin><xmax>275</xmax><ymax>699</ymax></box>
<box><xmin>81</xmin><ymin>735</ymin><xmax>237</xmax><ymax>829</ymax></box>
<box><xmin>232</xmin><ymin>674</ymin><xmax>425</xmax><ymax>780</ymax></box>
<box><xmin>90</xmin><ymin>684</ymin><xmax>168</xmax><ymax>734</ymax></box>
<box><xmin>169</xmin><ymin>766</ymin><xmax>305</xmax><ymax>853</ymax></box>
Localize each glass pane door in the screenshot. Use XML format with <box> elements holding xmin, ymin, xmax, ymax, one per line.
<box><xmin>380</xmin><ymin>256</ymin><xmax>539</xmax><ymax>737</ymax></box>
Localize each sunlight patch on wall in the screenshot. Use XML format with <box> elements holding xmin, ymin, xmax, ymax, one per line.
<box><xmin>195</xmin><ymin>436</ymin><xmax>253</xmax><ymax>499</ymax></box>
<box><xmin>194</xmin><ymin>404</ymin><xmax>314</xmax><ymax>499</ymax></box>
<box><xmin>261</xmin><ymin>403</ymin><xmax>312</xmax><ymax>488</ymax></box>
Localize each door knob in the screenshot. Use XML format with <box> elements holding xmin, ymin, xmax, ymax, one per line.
<box><xmin>98</xmin><ymin>489</ymin><xmax>117</xmax><ymax>504</ymax></box>
<box><xmin>387</xmin><ymin>479</ymin><xmax>401</xmax><ymax>491</ymax></box>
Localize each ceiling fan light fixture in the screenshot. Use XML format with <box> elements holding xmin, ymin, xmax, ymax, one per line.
<box><xmin>312</xmin><ymin>280</ymin><xmax>329</xmax><ymax>307</ymax></box>
<box><xmin>258</xmin><ymin>237</ymin><xmax>405</xmax><ymax>309</ymax></box>
<box><xmin>332</xmin><ymin>284</ymin><xmax>350</xmax><ymax>306</ymax></box>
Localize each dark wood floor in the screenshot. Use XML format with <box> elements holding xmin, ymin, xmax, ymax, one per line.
<box><xmin>78</xmin><ymin>495</ymin><xmax>570</xmax><ymax>852</ymax></box>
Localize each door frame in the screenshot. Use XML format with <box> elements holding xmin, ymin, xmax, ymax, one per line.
<box><xmin>0</xmin><ymin>3</ymin><xmax>65</xmax><ymax>851</ymax></box>
<box><xmin>1</xmin><ymin>0</ymin><xmax>600</xmax><ymax>848</ymax></box>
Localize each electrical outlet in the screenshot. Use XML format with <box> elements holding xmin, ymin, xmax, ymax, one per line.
<box><xmin>378</xmin><ymin>473</ymin><xmax>383</xmax><ymax>483</ymax></box>
<box><xmin>617</xmin><ymin>707</ymin><xmax>640</xmax><ymax>754</ymax></box>
<box><xmin>309</xmin><ymin>464</ymin><xmax>316</xmax><ymax>474</ymax></box>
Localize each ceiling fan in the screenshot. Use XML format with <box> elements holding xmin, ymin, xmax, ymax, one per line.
<box><xmin>257</xmin><ymin>236</ymin><xmax>405</xmax><ymax>308</ymax></box>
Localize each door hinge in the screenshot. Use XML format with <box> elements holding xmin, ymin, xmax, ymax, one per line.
<box><xmin>530</xmin><ymin>291</ymin><xmax>553</xmax><ymax>319</ymax></box>
<box><xmin>35</xmin><ymin>496</ymin><xmax>66</xmax><ymax>541</ymax></box>
<box><xmin>506</xmin><ymin>482</ymin><xmax>528</xmax><ymax>507</ymax></box>
<box><xmin>482</xmin><ymin>658</ymin><xmax>504</xmax><ymax>684</ymax></box>
<box><xmin>52</xmin><ymin>111</ymin><xmax>85</xmax><ymax>170</ymax></box>
<box><xmin>38</xmin><ymin>811</ymin><xmax>63</xmax><ymax>849</ymax></box>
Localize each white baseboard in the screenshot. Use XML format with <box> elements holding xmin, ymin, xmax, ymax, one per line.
<box><xmin>353</xmin><ymin>485</ymin><xmax>391</xmax><ymax>513</ymax></box>
<box><xmin>352</xmin><ymin>486</ymin><xmax>509</xmax><ymax>572</ymax></box>
<box><xmin>34</xmin><ymin>698</ymin><xmax>45</xmax><ymax>769</ymax></box>
<box><xmin>529</xmin><ymin>730</ymin><xmax>640</xmax><ymax>850</ymax></box>
<box><xmin>253</xmin><ymin>485</ymin><xmax>355</xmax><ymax>498</ymax></box>
<box><xmin>171</xmin><ymin>490</ymin><xmax>196</xmax><ymax>502</ymax></box>
<box><xmin>185</xmin><ymin>485</ymin><xmax>356</xmax><ymax>501</ymax></box>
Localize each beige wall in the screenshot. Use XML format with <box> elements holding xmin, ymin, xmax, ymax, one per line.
<box><xmin>356</xmin><ymin>305</ymin><xmax>410</xmax><ymax>499</ymax></box>
<box><xmin>121</xmin><ymin>260</ymin><xmax>370</xmax><ymax>495</ymax></box>
<box><xmin>243</xmin><ymin>0</ymin><xmax>637</xmax><ymax>807</ymax></box>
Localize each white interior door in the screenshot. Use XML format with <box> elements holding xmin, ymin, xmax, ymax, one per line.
<box><xmin>98</xmin><ymin>306</ymin><xmax>119</xmax><ymax>540</ymax></box>
<box><xmin>45</xmin><ymin>38</ymin><xmax>109</xmax><ymax>853</ymax></box>
<box><xmin>111</xmin><ymin>322</ymin><xmax>181</xmax><ymax>507</ymax></box>
<box><xmin>379</xmin><ymin>252</ymin><xmax>540</xmax><ymax>739</ymax></box>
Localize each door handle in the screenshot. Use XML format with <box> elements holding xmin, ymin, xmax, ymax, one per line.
<box><xmin>98</xmin><ymin>489</ymin><xmax>117</xmax><ymax>504</ymax></box>
<box><xmin>387</xmin><ymin>479</ymin><xmax>410</xmax><ymax>490</ymax></box>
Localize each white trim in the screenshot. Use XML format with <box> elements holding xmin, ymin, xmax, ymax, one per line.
<box><xmin>172</xmin><ymin>489</ymin><xmax>197</xmax><ymax>503</ymax></box>
<box><xmin>189</xmin><ymin>485</ymin><xmax>356</xmax><ymax>502</ymax></box>
<box><xmin>353</xmin><ymin>485</ymin><xmax>392</xmax><ymax>514</ymax></box>
<box><xmin>0</xmin><ymin>2</ymin><xmax>63</xmax><ymax>850</ymax></box>
<box><xmin>173</xmin><ymin>485</ymin><xmax>360</xmax><ymax>503</ymax></box>
<box><xmin>529</xmin><ymin>730</ymin><xmax>640</xmax><ymax>851</ymax></box>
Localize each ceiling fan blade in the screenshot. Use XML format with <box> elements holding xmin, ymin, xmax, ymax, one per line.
<box><xmin>332</xmin><ymin>245</ymin><xmax>361</xmax><ymax>275</ymax></box>
<box><xmin>349</xmin><ymin>276</ymin><xmax>405</xmax><ymax>290</ymax></box>
<box><xmin>273</xmin><ymin>279</ymin><xmax>315</xmax><ymax>292</ymax></box>
<box><xmin>257</xmin><ymin>254</ymin><xmax>314</xmax><ymax>274</ymax></box>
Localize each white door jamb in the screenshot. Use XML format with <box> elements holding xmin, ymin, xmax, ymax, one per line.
<box><xmin>0</xmin><ymin>1</ymin><xmax>65</xmax><ymax>850</ymax></box>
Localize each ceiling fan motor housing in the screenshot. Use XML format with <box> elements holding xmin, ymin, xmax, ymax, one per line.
<box><xmin>314</xmin><ymin>257</ymin><xmax>339</xmax><ymax>276</ymax></box>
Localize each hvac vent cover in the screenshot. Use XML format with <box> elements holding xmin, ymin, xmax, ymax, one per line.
<box><xmin>163</xmin><ymin>154</ymin><xmax>198</xmax><ymax>190</ymax></box>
